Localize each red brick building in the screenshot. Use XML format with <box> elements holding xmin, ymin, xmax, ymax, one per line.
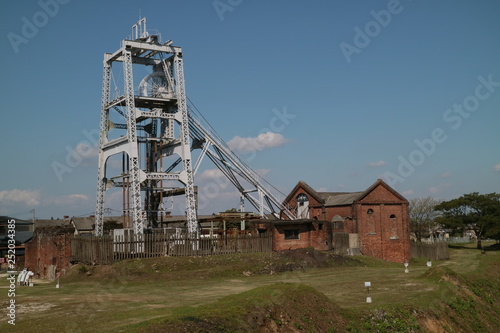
<box><xmin>252</xmin><ymin>220</ymin><xmax>332</xmax><ymax>251</ymax></box>
<box><xmin>24</xmin><ymin>227</ymin><xmax>74</xmax><ymax>280</ymax></box>
<box><xmin>280</xmin><ymin>179</ymin><xmax>410</xmax><ymax>263</ymax></box>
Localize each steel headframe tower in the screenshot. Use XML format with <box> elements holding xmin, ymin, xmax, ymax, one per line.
<box><xmin>95</xmin><ymin>18</ymin><xmax>198</xmax><ymax>236</ymax></box>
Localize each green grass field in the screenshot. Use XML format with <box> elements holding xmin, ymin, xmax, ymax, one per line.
<box><xmin>1</xmin><ymin>242</ymin><xmax>499</xmax><ymax>332</ymax></box>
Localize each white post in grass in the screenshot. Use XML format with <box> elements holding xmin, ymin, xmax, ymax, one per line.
<box><xmin>365</xmin><ymin>281</ymin><xmax>372</xmax><ymax>303</ymax></box>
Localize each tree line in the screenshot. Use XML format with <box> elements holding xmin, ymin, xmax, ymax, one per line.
<box><xmin>410</xmin><ymin>192</ymin><xmax>500</xmax><ymax>248</ymax></box>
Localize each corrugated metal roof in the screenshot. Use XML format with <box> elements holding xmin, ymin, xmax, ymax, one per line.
<box><xmin>71</xmin><ymin>217</ymin><xmax>94</xmax><ymax>231</ymax></box>
<box><xmin>0</xmin><ymin>231</ymin><xmax>33</xmax><ymax>244</ymax></box>
<box><xmin>0</xmin><ymin>216</ymin><xmax>33</xmax><ymax>225</ymax></box>
<box><xmin>318</xmin><ymin>192</ymin><xmax>364</xmax><ymax>206</ymax></box>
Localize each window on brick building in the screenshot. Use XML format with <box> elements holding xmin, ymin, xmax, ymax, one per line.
<box><xmin>284</xmin><ymin>229</ymin><xmax>299</xmax><ymax>240</ymax></box>
<box><xmin>296</xmin><ymin>193</ymin><xmax>309</xmax><ymax>218</ymax></box>
<box><xmin>389</xmin><ymin>214</ymin><xmax>398</xmax><ymax>238</ymax></box>
<box><xmin>367</xmin><ymin>209</ymin><xmax>374</xmax><ymax>215</ymax></box>
<box><xmin>297</xmin><ymin>193</ymin><xmax>308</xmax><ymax>205</ymax></box>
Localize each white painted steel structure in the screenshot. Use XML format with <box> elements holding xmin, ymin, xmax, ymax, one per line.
<box><xmin>95</xmin><ymin>19</ymin><xmax>294</xmax><ymax>236</ymax></box>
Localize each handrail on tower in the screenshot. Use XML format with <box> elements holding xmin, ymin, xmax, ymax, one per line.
<box><xmin>132</xmin><ymin>17</ymin><xmax>148</xmax><ymax>40</ymax></box>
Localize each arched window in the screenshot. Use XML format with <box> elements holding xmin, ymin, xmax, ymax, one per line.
<box><xmin>389</xmin><ymin>214</ymin><xmax>398</xmax><ymax>238</ymax></box>
<box><xmin>296</xmin><ymin>193</ymin><xmax>309</xmax><ymax>206</ymax></box>
<box><xmin>296</xmin><ymin>193</ymin><xmax>309</xmax><ymax>218</ymax></box>
<box><xmin>367</xmin><ymin>209</ymin><xmax>374</xmax><ymax>215</ymax></box>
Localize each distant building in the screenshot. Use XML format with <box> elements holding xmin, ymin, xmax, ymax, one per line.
<box><xmin>274</xmin><ymin>179</ymin><xmax>410</xmax><ymax>263</ymax></box>
<box><xmin>0</xmin><ymin>216</ymin><xmax>34</xmax><ymax>268</ymax></box>
<box><xmin>33</xmin><ymin>218</ymin><xmax>72</xmax><ymax>230</ymax></box>
<box><xmin>71</xmin><ymin>217</ymin><xmax>96</xmax><ymax>235</ymax></box>
<box><xmin>251</xmin><ymin>219</ymin><xmax>332</xmax><ymax>252</ymax></box>
<box><xmin>24</xmin><ymin>226</ymin><xmax>74</xmax><ymax>280</ymax></box>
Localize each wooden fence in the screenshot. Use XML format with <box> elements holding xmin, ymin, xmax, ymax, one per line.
<box><xmin>71</xmin><ymin>232</ymin><xmax>273</xmax><ymax>265</ymax></box>
<box><xmin>333</xmin><ymin>232</ymin><xmax>350</xmax><ymax>255</ymax></box>
<box><xmin>410</xmin><ymin>241</ymin><xmax>450</xmax><ymax>261</ymax></box>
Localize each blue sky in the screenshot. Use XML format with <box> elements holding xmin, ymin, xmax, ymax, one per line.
<box><xmin>1</xmin><ymin>0</ymin><xmax>499</xmax><ymax>220</ymax></box>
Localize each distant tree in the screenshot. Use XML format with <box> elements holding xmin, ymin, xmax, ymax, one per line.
<box><xmin>103</xmin><ymin>220</ymin><xmax>121</xmax><ymax>233</ymax></box>
<box><xmin>435</xmin><ymin>192</ymin><xmax>500</xmax><ymax>249</ymax></box>
<box><xmin>220</xmin><ymin>208</ymin><xmax>243</xmax><ymax>230</ymax></box>
<box><xmin>409</xmin><ymin>197</ymin><xmax>441</xmax><ymax>242</ymax></box>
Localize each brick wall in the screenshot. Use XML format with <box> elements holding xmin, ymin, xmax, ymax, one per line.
<box><xmin>282</xmin><ymin>180</ymin><xmax>410</xmax><ymax>263</ymax></box>
<box><xmin>272</xmin><ymin>222</ymin><xmax>331</xmax><ymax>251</ymax></box>
<box><xmin>24</xmin><ymin>227</ymin><xmax>74</xmax><ymax>280</ymax></box>
<box><xmin>324</xmin><ymin>206</ymin><xmax>353</xmax><ymax>222</ymax></box>
<box><xmin>355</xmin><ymin>197</ymin><xmax>410</xmax><ymax>263</ymax></box>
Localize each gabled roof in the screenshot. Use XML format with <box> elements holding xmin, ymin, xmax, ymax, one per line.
<box><xmin>355</xmin><ymin>179</ymin><xmax>408</xmax><ymax>203</ymax></box>
<box><xmin>0</xmin><ymin>216</ymin><xmax>33</xmax><ymax>226</ymax></box>
<box><xmin>283</xmin><ymin>181</ymin><xmax>325</xmax><ymax>204</ymax></box>
<box><xmin>0</xmin><ymin>231</ymin><xmax>33</xmax><ymax>245</ymax></box>
<box><xmin>284</xmin><ymin>179</ymin><xmax>407</xmax><ymax>207</ymax></box>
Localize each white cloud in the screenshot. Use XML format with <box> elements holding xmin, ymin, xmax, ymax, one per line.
<box><xmin>494</xmin><ymin>164</ymin><xmax>500</xmax><ymax>172</ymax></box>
<box><xmin>255</xmin><ymin>169</ymin><xmax>271</xmax><ymax>177</ymax></box>
<box><xmin>227</xmin><ymin>132</ymin><xmax>289</xmax><ymax>153</ymax></box>
<box><xmin>440</xmin><ymin>172</ymin><xmax>452</xmax><ymax>178</ymax></box>
<box><xmin>76</xmin><ymin>142</ymin><xmax>100</xmax><ymax>167</ymax></box>
<box><xmin>429</xmin><ymin>183</ymin><xmax>451</xmax><ymax>194</ymax></box>
<box><xmin>198</xmin><ymin>168</ymin><xmax>226</xmax><ymax>181</ymax></box>
<box><xmin>48</xmin><ymin>194</ymin><xmax>90</xmax><ymax>205</ymax></box>
<box><xmin>0</xmin><ymin>189</ymin><xmax>91</xmax><ymax>208</ymax></box>
<box><xmin>76</xmin><ymin>142</ymin><xmax>99</xmax><ymax>160</ymax></box>
<box><xmin>402</xmin><ymin>190</ymin><xmax>414</xmax><ymax>196</ymax></box>
<box><xmin>0</xmin><ymin>189</ymin><xmax>42</xmax><ymax>206</ymax></box>
<box><xmin>0</xmin><ymin>189</ymin><xmax>93</xmax><ymax>219</ymax></box>
<box><xmin>367</xmin><ymin>160</ymin><xmax>387</xmax><ymax>167</ymax></box>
